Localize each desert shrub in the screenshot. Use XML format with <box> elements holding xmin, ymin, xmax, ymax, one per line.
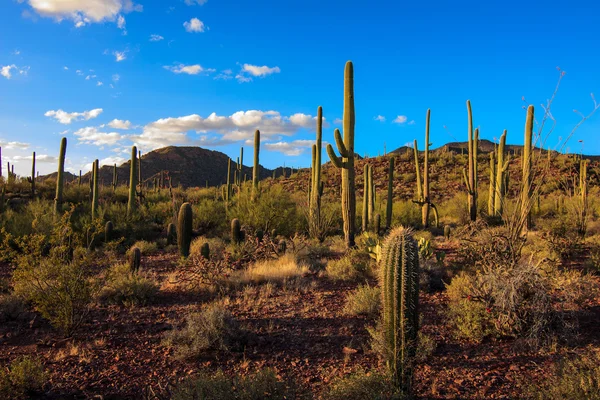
<box><xmin>326</xmin><ymin>250</ymin><xmax>373</xmax><ymax>281</ymax></box>
<box><xmin>528</xmin><ymin>349</ymin><xmax>600</xmax><ymax>399</ymax></box>
<box><xmin>294</xmin><ymin>238</ymin><xmax>335</xmax><ymax>270</ymax></box>
<box><xmin>419</xmin><ymin>261</ymin><xmax>447</xmax><ymax>293</ymax></box>
<box><xmin>172</xmin><ymin>368</ymin><xmax>291</xmax><ymax>400</ymax></box>
<box><xmin>416</xmin><ymin>332</ymin><xmax>437</xmax><ymax>362</ymax></box>
<box><xmin>190</xmin><ymin>236</ymin><xmax>226</xmax><ymax>259</ymax></box>
<box><xmin>391</xmin><ymin>200</ymin><xmax>421</xmax><ymax>228</ymax></box>
<box><xmin>324</xmin><ymin>370</ymin><xmax>401</xmax><ymax>400</ymax></box>
<box><xmin>235</xmin><ymin>254</ymin><xmax>309</xmax><ymax>286</ymax></box>
<box><xmin>0</xmin><ymin>293</ymin><xmax>26</xmax><ymax>322</ymax></box>
<box><xmin>128</xmin><ymin>240</ymin><xmax>159</xmax><ymax>256</ymax></box>
<box><xmin>438</xmin><ymin>192</ymin><xmax>470</xmax><ymax>226</ymax></box>
<box><xmin>539</xmin><ymin>215</ymin><xmax>584</xmax><ymax>261</ymax></box>
<box><xmin>98</xmin><ymin>263</ymin><xmax>159</xmax><ymax>307</ymax></box>
<box><xmin>456</xmin><ymin>223</ymin><xmax>522</xmax><ymax>270</ymax></box>
<box><xmin>193</xmin><ymin>198</ymin><xmax>227</xmax><ymax>235</ymax></box>
<box><xmin>0</xmin><ymin>356</ymin><xmax>46</xmax><ymax>399</ymax></box>
<box><xmin>343</xmin><ymin>284</ymin><xmax>381</xmax><ymax>317</ymax></box>
<box><xmin>163</xmin><ymin>302</ymin><xmax>248</xmax><ymax>359</ymax></box>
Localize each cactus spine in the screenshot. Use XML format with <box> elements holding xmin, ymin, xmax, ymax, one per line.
<box><xmin>54</xmin><ymin>137</ymin><xmax>67</xmax><ymax>216</ymax></box>
<box><xmin>177</xmin><ymin>202</ymin><xmax>193</xmax><ymax>258</ymax></box>
<box><xmin>231</xmin><ymin>218</ymin><xmax>242</xmax><ymax>244</ymax></box>
<box><xmin>253</xmin><ymin>129</ymin><xmax>260</xmax><ymax>197</ymax></box>
<box><xmin>386</xmin><ymin>157</ymin><xmax>394</xmax><ymax>229</ymax></box>
<box><xmin>488</xmin><ymin>151</ymin><xmax>496</xmax><ymax>216</ymax></box>
<box><xmin>494</xmin><ymin>130</ymin><xmax>509</xmax><ymax>216</ymax></box>
<box><xmin>521</xmin><ymin>105</ymin><xmax>534</xmax><ymax>230</ymax></box>
<box><xmin>380</xmin><ymin>227</ymin><xmax>419</xmax><ymax>391</ymax></box>
<box><xmin>92</xmin><ymin>159</ymin><xmax>99</xmax><ymax>219</ymax></box>
<box><xmin>127</xmin><ymin>146</ymin><xmax>137</xmax><ymax>217</ymax></box>
<box><xmin>326</xmin><ymin>61</ymin><xmax>356</xmax><ymax>248</ymax></box>
<box><xmin>463</xmin><ymin>101</ymin><xmax>478</xmax><ymax>221</ymax></box>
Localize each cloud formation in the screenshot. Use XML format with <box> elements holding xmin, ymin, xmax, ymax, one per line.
<box><xmin>374</xmin><ymin>115</ymin><xmax>386</xmax><ymax>122</ymax></box>
<box><xmin>1</xmin><ymin>65</ymin><xmax>29</xmax><ymax>79</ymax></box>
<box><xmin>264</xmin><ymin>139</ymin><xmax>318</xmax><ymax>156</ymax></box>
<box><xmin>184</xmin><ymin>17</ymin><xmax>206</xmax><ymax>32</ymax></box>
<box><xmin>393</xmin><ymin>115</ymin><xmax>408</xmax><ymax>124</ymax></box>
<box><xmin>149</xmin><ymin>34</ymin><xmax>164</xmax><ymax>41</ymax></box>
<box><xmin>164</xmin><ymin>64</ymin><xmax>215</xmax><ymax>75</ymax></box>
<box><xmin>24</xmin><ymin>0</ymin><xmax>142</xmax><ymax>28</ymax></box>
<box><xmin>45</xmin><ymin>108</ymin><xmax>103</xmax><ymax>124</ymax></box>
<box><xmin>73</xmin><ymin>127</ymin><xmax>124</xmax><ymax>146</ymax></box>
<box><xmin>108</xmin><ymin>119</ymin><xmax>132</xmax><ymax>129</ymax></box>
<box><xmin>0</xmin><ymin>140</ymin><xmax>30</xmax><ymax>150</ymax></box>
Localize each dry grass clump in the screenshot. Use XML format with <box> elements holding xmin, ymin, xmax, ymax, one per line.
<box><xmin>326</xmin><ymin>250</ymin><xmax>373</xmax><ymax>281</ymax></box>
<box><xmin>98</xmin><ymin>263</ymin><xmax>159</xmax><ymax>307</ymax></box>
<box><xmin>234</xmin><ymin>254</ymin><xmax>309</xmax><ymax>286</ymax></box>
<box><xmin>343</xmin><ymin>284</ymin><xmax>381</xmax><ymax>317</ymax></box>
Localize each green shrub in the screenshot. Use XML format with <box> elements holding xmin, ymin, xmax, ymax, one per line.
<box><xmin>172</xmin><ymin>368</ymin><xmax>291</xmax><ymax>400</ymax></box>
<box><xmin>98</xmin><ymin>263</ymin><xmax>159</xmax><ymax>307</ymax></box>
<box><xmin>128</xmin><ymin>240</ymin><xmax>159</xmax><ymax>256</ymax></box>
<box><xmin>0</xmin><ymin>293</ymin><xmax>26</xmax><ymax>322</ymax></box>
<box><xmin>326</xmin><ymin>250</ymin><xmax>373</xmax><ymax>281</ymax></box>
<box><xmin>193</xmin><ymin>198</ymin><xmax>227</xmax><ymax>235</ymax></box>
<box><xmin>343</xmin><ymin>284</ymin><xmax>381</xmax><ymax>317</ymax></box>
<box><xmin>0</xmin><ymin>356</ymin><xmax>46</xmax><ymax>399</ymax></box>
<box><xmin>190</xmin><ymin>236</ymin><xmax>226</xmax><ymax>258</ymax></box>
<box><xmin>163</xmin><ymin>302</ymin><xmax>248</xmax><ymax>359</ymax></box>
<box><xmin>324</xmin><ymin>370</ymin><xmax>401</xmax><ymax>400</ymax></box>
<box><xmin>528</xmin><ymin>350</ymin><xmax>600</xmax><ymax>399</ymax></box>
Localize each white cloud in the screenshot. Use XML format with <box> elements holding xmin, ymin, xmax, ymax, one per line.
<box><xmin>149</xmin><ymin>34</ymin><xmax>164</xmax><ymax>41</ymax></box>
<box><xmin>117</xmin><ymin>14</ymin><xmax>126</xmax><ymax>33</ymax></box>
<box><xmin>333</xmin><ymin>118</ymin><xmax>342</xmax><ymax>125</ymax></box>
<box><xmin>24</xmin><ymin>0</ymin><xmax>142</xmax><ymax>28</ymax></box>
<box><xmin>76</xmin><ymin>69</ymin><xmax>84</xmax><ymax>76</ymax></box>
<box><xmin>264</xmin><ymin>140</ymin><xmax>318</xmax><ymax>156</ymax></box>
<box><xmin>73</xmin><ymin>126</ymin><xmax>124</xmax><ymax>146</ymax></box>
<box><xmin>135</xmin><ymin>110</ymin><xmax>318</xmax><ymax>151</ymax></box>
<box><xmin>183</xmin><ymin>17</ymin><xmax>206</xmax><ymax>32</ymax></box>
<box><xmin>184</xmin><ymin>0</ymin><xmax>208</xmax><ymax>5</ymax></box>
<box><xmin>112</xmin><ymin>74</ymin><xmax>120</xmax><ymax>82</ymax></box>
<box><xmin>242</xmin><ymin>64</ymin><xmax>281</xmax><ymax>77</ymax></box>
<box><xmin>13</xmin><ymin>49</ymin><xmax>21</xmax><ymax>55</ymax></box>
<box><xmin>97</xmin><ymin>81</ymin><xmax>103</xmax><ymax>86</ymax></box>
<box><xmin>85</xmin><ymin>74</ymin><xmax>96</xmax><ymax>80</ymax></box>
<box><xmin>374</xmin><ymin>115</ymin><xmax>386</xmax><ymax>122</ymax></box>
<box><xmin>108</xmin><ymin>119</ymin><xmax>132</xmax><ymax>129</ymax></box>
<box><xmin>408</xmin><ymin>120</ymin><xmax>416</xmax><ymax>125</ymax></box>
<box><xmin>44</xmin><ymin>108</ymin><xmax>103</xmax><ymax>124</ymax></box>
<box><xmin>100</xmin><ymin>156</ymin><xmax>126</xmax><ymax>167</ymax></box>
<box><xmin>0</xmin><ymin>140</ymin><xmax>29</xmax><ymax>150</ymax></box>
<box><xmin>1</xmin><ymin>65</ymin><xmax>29</xmax><ymax>79</ymax></box>
<box><xmin>13</xmin><ymin>154</ymin><xmax>57</xmax><ymax>163</ymax></box>
<box><xmin>236</xmin><ymin>74</ymin><xmax>252</xmax><ymax>83</ymax></box>
<box><xmin>114</xmin><ymin>50</ymin><xmax>127</xmax><ymax>62</ymax></box>
<box><xmin>393</xmin><ymin>115</ymin><xmax>408</xmax><ymax>124</ymax></box>
<box><xmin>63</xmin><ymin>66</ymin><xmax>69</xmax><ymax>70</ymax></box>
<box><xmin>164</xmin><ymin>64</ymin><xmax>215</xmax><ymax>75</ymax></box>
<box><xmin>214</xmin><ymin>69</ymin><xmax>233</xmax><ymax>80</ymax></box>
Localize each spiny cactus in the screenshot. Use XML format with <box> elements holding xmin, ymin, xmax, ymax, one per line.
<box><xmin>231</xmin><ymin>218</ymin><xmax>242</xmax><ymax>244</ymax></box>
<box><xmin>226</xmin><ymin>158</ymin><xmax>232</xmax><ymax>201</ymax></box>
<box><xmin>167</xmin><ymin>222</ymin><xmax>176</xmax><ymax>245</ymax></box>
<box><xmin>92</xmin><ymin>159</ymin><xmax>99</xmax><ymax>219</ymax></box>
<box><xmin>374</xmin><ymin>213</ymin><xmax>381</xmax><ymax>235</ymax></box>
<box><xmin>488</xmin><ymin>151</ymin><xmax>496</xmax><ymax>216</ymax></box>
<box><xmin>368</xmin><ymin>164</ymin><xmax>375</xmax><ymax>227</ymax></box>
<box><xmin>138</xmin><ymin>150</ymin><xmax>143</xmax><ymax>199</ymax></box>
<box><xmin>386</xmin><ymin>156</ymin><xmax>394</xmax><ymax>229</ymax></box>
<box><xmin>200</xmin><ymin>243</ymin><xmax>210</xmax><ymax>260</ymax></box>
<box><xmin>326</xmin><ymin>61</ymin><xmax>356</xmax><ymax>248</ymax></box>
<box><xmin>177</xmin><ymin>203</ymin><xmax>193</xmax><ymax>258</ymax></box>
<box><xmin>494</xmin><ymin>130</ymin><xmax>509</xmax><ymax>216</ymax></box>
<box><xmin>105</xmin><ymin>221</ymin><xmax>114</xmax><ymax>242</ymax></box>
<box><xmin>127</xmin><ymin>146</ymin><xmax>137</xmax><ymax>217</ymax></box>
<box><xmin>463</xmin><ymin>101</ymin><xmax>478</xmax><ymax>222</ymax></box>
<box><xmin>413</xmin><ymin>109</ymin><xmax>438</xmax><ymax>228</ymax></box>
<box><xmin>521</xmin><ymin>105</ymin><xmax>534</xmax><ymax>231</ymax></box>
<box><xmin>309</xmin><ymin>106</ymin><xmax>324</xmax><ymax>239</ymax></box>
<box><xmin>253</xmin><ymin>129</ymin><xmax>260</xmax><ymax>198</ymax></box>
<box><xmin>112</xmin><ymin>163</ymin><xmax>118</xmax><ymax>191</ymax></box>
<box><xmin>129</xmin><ymin>247</ymin><xmax>141</xmax><ymax>273</ymax></box>
<box><xmin>54</xmin><ymin>137</ymin><xmax>67</xmax><ymax>216</ymax></box>
<box><xmin>380</xmin><ymin>226</ymin><xmax>419</xmax><ymax>392</ymax></box>
<box><xmin>362</xmin><ymin>164</ymin><xmax>370</xmax><ymax>232</ymax></box>
<box><xmin>30</xmin><ymin>151</ymin><xmax>36</xmax><ymax>197</ymax></box>
<box><xmin>444</xmin><ymin>225</ymin><xmax>451</xmax><ymax>240</ymax></box>
<box><xmin>78</xmin><ymin>170</ymin><xmax>82</xmax><ymax>187</ymax></box>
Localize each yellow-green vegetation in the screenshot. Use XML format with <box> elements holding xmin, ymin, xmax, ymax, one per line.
<box><xmin>98</xmin><ymin>263</ymin><xmax>159</xmax><ymax>307</ymax></box>
<box><xmin>326</xmin><ymin>249</ymin><xmax>373</xmax><ymax>281</ymax></box>
<box><xmin>0</xmin><ymin>356</ymin><xmax>46</xmax><ymax>399</ymax></box>
<box><xmin>324</xmin><ymin>370</ymin><xmax>400</xmax><ymax>400</ymax></box>
<box><xmin>343</xmin><ymin>284</ymin><xmax>381</xmax><ymax>317</ymax></box>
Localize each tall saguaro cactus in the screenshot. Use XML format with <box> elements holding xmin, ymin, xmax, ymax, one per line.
<box><xmin>127</xmin><ymin>146</ymin><xmax>137</xmax><ymax>217</ymax></box>
<box><xmin>386</xmin><ymin>157</ymin><xmax>394</xmax><ymax>229</ymax></box>
<box><xmin>92</xmin><ymin>159</ymin><xmax>99</xmax><ymax>219</ymax></box>
<box><xmin>178</xmin><ymin>202</ymin><xmax>193</xmax><ymax>257</ymax></box>
<box><xmin>494</xmin><ymin>130</ymin><xmax>509</xmax><ymax>216</ymax></box>
<box><xmin>252</xmin><ymin>129</ymin><xmax>260</xmax><ymax>197</ymax></box>
<box><xmin>226</xmin><ymin>158</ymin><xmax>232</xmax><ymax>201</ymax></box>
<box><xmin>309</xmin><ymin>107</ymin><xmax>324</xmax><ymax>239</ymax></box>
<box><xmin>380</xmin><ymin>226</ymin><xmax>420</xmax><ymax>392</ymax></box>
<box><xmin>326</xmin><ymin>61</ymin><xmax>356</xmax><ymax>248</ymax></box>
<box><xmin>31</xmin><ymin>151</ymin><xmax>36</xmax><ymax>197</ymax></box>
<box><xmin>463</xmin><ymin>101</ymin><xmax>478</xmax><ymax>222</ymax></box>
<box><xmin>413</xmin><ymin>109</ymin><xmax>438</xmax><ymax>227</ymax></box>
<box><xmin>112</xmin><ymin>163</ymin><xmax>118</xmax><ymax>192</ymax></box>
<box><xmin>362</xmin><ymin>164</ymin><xmax>370</xmax><ymax>232</ymax></box>
<box><xmin>521</xmin><ymin>106</ymin><xmax>534</xmax><ymax>230</ymax></box>
<box><xmin>54</xmin><ymin>137</ymin><xmax>67</xmax><ymax>216</ymax></box>
<box><xmin>488</xmin><ymin>151</ymin><xmax>496</xmax><ymax>216</ymax></box>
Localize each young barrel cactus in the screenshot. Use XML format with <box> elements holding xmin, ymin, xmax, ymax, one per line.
<box><xmin>177</xmin><ymin>203</ymin><xmax>193</xmax><ymax>258</ymax></box>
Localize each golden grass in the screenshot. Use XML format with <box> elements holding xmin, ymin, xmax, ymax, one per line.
<box><xmin>233</xmin><ymin>254</ymin><xmax>309</xmax><ymax>285</ymax></box>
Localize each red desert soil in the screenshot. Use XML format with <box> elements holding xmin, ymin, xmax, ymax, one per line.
<box><xmin>1</xmin><ymin>242</ymin><xmax>599</xmax><ymax>399</ymax></box>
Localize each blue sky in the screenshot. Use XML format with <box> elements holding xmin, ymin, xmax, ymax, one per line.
<box><xmin>1</xmin><ymin>0</ymin><xmax>599</xmax><ymax>176</ymax></box>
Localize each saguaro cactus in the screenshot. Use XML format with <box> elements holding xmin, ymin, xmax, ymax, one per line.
<box><xmin>54</xmin><ymin>137</ymin><xmax>67</xmax><ymax>216</ymax></box>
<box><xmin>463</xmin><ymin>101</ymin><xmax>478</xmax><ymax>222</ymax></box>
<box><xmin>138</xmin><ymin>150</ymin><xmax>143</xmax><ymax>199</ymax></box>
<box><xmin>167</xmin><ymin>222</ymin><xmax>176</xmax><ymax>245</ymax></box>
<box><xmin>386</xmin><ymin>157</ymin><xmax>394</xmax><ymax>229</ymax></box>
<box><xmin>226</xmin><ymin>158</ymin><xmax>232</xmax><ymax>201</ymax></box>
<box><xmin>488</xmin><ymin>151</ymin><xmax>496</xmax><ymax>216</ymax></box>
<box><xmin>112</xmin><ymin>163</ymin><xmax>118</xmax><ymax>191</ymax></box>
<box><xmin>368</xmin><ymin>164</ymin><xmax>375</xmax><ymax>226</ymax></box>
<box><xmin>231</xmin><ymin>218</ymin><xmax>242</xmax><ymax>244</ymax></box>
<box><xmin>127</xmin><ymin>146</ymin><xmax>137</xmax><ymax>217</ymax></box>
<box><xmin>494</xmin><ymin>130</ymin><xmax>509</xmax><ymax>216</ymax></box>
<box><xmin>129</xmin><ymin>247</ymin><xmax>141</xmax><ymax>273</ymax></box>
<box><xmin>252</xmin><ymin>129</ymin><xmax>260</xmax><ymax>197</ymax></box>
<box><xmin>105</xmin><ymin>221</ymin><xmax>114</xmax><ymax>242</ymax></box>
<box><xmin>521</xmin><ymin>105</ymin><xmax>534</xmax><ymax>230</ymax></box>
<box><xmin>177</xmin><ymin>202</ymin><xmax>193</xmax><ymax>258</ymax></box>
<box><xmin>380</xmin><ymin>226</ymin><xmax>420</xmax><ymax>392</ymax></box>
<box><xmin>92</xmin><ymin>159</ymin><xmax>99</xmax><ymax>219</ymax></box>
<box><xmin>413</xmin><ymin>110</ymin><xmax>438</xmax><ymax>227</ymax></box>
<box><xmin>326</xmin><ymin>61</ymin><xmax>356</xmax><ymax>248</ymax></box>
<box><xmin>362</xmin><ymin>164</ymin><xmax>370</xmax><ymax>232</ymax></box>
<box><xmin>30</xmin><ymin>151</ymin><xmax>36</xmax><ymax>197</ymax></box>
<box><xmin>309</xmin><ymin>106</ymin><xmax>324</xmax><ymax>238</ymax></box>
